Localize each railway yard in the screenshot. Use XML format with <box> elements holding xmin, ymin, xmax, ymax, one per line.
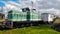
<box><xmin>0</xmin><ymin>0</ymin><xmax>60</xmax><ymax>34</ymax></box>
<box><xmin>0</xmin><ymin>7</ymin><xmax>60</xmax><ymax>34</ymax></box>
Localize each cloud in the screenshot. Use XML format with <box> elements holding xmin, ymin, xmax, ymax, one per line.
<box><xmin>39</xmin><ymin>8</ymin><xmax>60</xmax><ymax>17</ymax></box>
<box><xmin>1</xmin><ymin>0</ymin><xmax>60</xmax><ymax>17</ymax></box>
<box><xmin>18</xmin><ymin>0</ymin><xmax>60</xmax><ymax>15</ymax></box>
<box><xmin>1</xmin><ymin>0</ymin><xmax>60</xmax><ymax>10</ymax></box>
<box><xmin>0</xmin><ymin>7</ymin><xmax>2</xmax><ymax>12</ymax></box>
<box><xmin>18</xmin><ymin>0</ymin><xmax>59</xmax><ymax>9</ymax></box>
<box><xmin>2</xmin><ymin>1</ymin><xmax>22</xmax><ymax>11</ymax></box>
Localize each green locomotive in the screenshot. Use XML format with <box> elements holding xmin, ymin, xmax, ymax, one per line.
<box><xmin>6</xmin><ymin>7</ymin><xmax>41</xmax><ymax>28</ymax></box>
<box><xmin>0</xmin><ymin>7</ymin><xmax>56</xmax><ymax>29</ymax></box>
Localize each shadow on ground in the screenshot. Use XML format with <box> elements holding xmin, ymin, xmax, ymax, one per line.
<box><xmin>51</xmin><ymin>24</ymin><xmax>60</xmax><ymax>32</ymax></box>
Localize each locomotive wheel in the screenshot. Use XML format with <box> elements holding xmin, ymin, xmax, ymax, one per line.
<box><xmin>26</xmin><ymin>23</ymin><xmax>30</xmax><ymax>27</ymax></box>
<box><xmin>6</xmin><ymin>21</ymin><xmax>13</xmax><ymax>29</ymax></box>
<box><xmin>21</xmin><ymin>23</ymin><xmax>24</xmax><ymax>27</ymax></box>
<box><xmin>10</xmin><ymin>21</ymin><xmax>13</xmax><ymax>28</ymax></box>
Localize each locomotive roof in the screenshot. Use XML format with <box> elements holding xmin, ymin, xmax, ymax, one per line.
<box><xmin>8</xmin><ymin>9</ymin><xmax>39</xmax><ymax>14</ymax></box>
<box><xmin>8</xmin><ymin>10</ymin><xmax>21</xmax><ymax>13</ymax></box>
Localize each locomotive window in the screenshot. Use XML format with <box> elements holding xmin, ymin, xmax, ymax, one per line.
<box><xmin>8</xmin><ymin>14</ymin><xmax>12</xmax><ymax>19</ymax></box>
<box><xmin>14</xmin><ymin>14</ymin><xmax>15</xmax><ymax>16</ymax></box>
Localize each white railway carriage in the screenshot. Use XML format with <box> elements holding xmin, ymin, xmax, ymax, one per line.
<box><xmin>41</xmin><ymin>13</ymin><xmax>56</xmax><ymax>23</ymax></box>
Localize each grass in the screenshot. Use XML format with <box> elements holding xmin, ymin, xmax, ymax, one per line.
<box><xmin>0</xmin><ymin>25</ymin><xmax>60</xmax><ymax>34</ymax></box>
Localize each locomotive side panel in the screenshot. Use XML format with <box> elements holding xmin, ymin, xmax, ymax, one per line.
<box><xmin>8</xmin><ymin>10</ymin><xmax>41</xmax><ymax>22</ymax></box>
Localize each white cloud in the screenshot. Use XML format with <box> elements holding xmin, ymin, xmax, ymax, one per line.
<box><xmin>0</xmin><ymin>7</ymin><xmax>1</xmax><ymax>10</ymax></box>
<box><xmin>2</xmin><ymin>1</ymin><xmax>22</xmax><ymax>10</ymax></box>
<box><xmin>0</xmin><ymin>7</ymin><xmax>2</xmax><ymax>13</ymax></box>
<box><xmin>57</xmin><ymin>0</ymin><xmax>60</xmax><ymax>1</ymax></box>
<box><xmin>1</xmin><ymin>0</ymin><xmax>60</xmax><ymax>17</ymax></box>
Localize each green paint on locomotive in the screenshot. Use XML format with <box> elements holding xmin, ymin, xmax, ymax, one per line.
<box><xmin>8</xmin><ymin>10</ymin><xmax>41</xmax><ymax>21</ymax></box>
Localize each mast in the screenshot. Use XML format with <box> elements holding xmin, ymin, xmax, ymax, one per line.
<box><xmin>31</xmin><ymin>1</ymin><xmax>33</xmax><ymax>20</ymax></box>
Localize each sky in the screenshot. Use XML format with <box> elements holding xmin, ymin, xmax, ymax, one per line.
<box><xmin>0</xmin><ymin>0</ymin><xmax>60</xmax><ymax>17</ymax></box>
<box><xmin>0</xmin><ymin>0</ymin><xmax>18</xmax><ymax>7</ymax></box>
<box><xmin>1</xmin><ymin>0</ymin><xmax>60</xmax><ymax>9</ymax></box>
